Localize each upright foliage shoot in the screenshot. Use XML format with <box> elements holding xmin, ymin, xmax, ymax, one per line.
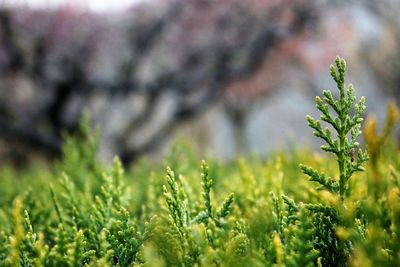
<box><xmin>300</xmin><ymin>56</ymin><xmax>368</xmax><ymax>199</ymax></box>
<box><xmin>298</xmin><ymin>56</ymin><xmax>370</xmax><ymax>267</ymax></box>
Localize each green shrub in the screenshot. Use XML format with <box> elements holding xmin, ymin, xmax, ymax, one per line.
<box><xmin>0</xmin><ymin>57</ymin><xmax>399</xmax><ymax>266</ymax></box>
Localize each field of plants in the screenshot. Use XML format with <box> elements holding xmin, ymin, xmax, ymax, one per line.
<box><xmin>0</xmin><ymin>57</ymin><xmax>399</xmax><ymax>266</ymax></box>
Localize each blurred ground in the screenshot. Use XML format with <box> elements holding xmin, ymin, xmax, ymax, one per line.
<box><xmin>0</xmin><ymin>0</ymin><xmax>399</xmax><ymax>165</ymax></box>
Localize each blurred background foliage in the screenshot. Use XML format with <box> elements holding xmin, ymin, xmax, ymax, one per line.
<box><xmin>0</xmin><ymin>0</ymin><xmax>399</xmax><ymax>165</ymax></box>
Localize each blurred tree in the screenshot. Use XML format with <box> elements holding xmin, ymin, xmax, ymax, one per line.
<box><xmin>361</xmin><ymin>0</ymin><xmax>400</xmax><ymax>101</ymax></box>
<box><xmin>0</xmin><ymin>0</ymin><xmax>321</xmax><ymax>164</ymax></box>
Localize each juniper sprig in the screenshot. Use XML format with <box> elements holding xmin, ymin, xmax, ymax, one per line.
<box><xmin>300</xmin><ymin>56</ymin><xmax>368</xmax><ymax>198</ymax></box>
<box><xmin>164</xmin><ymin>161</ymin><xmax>234</xmax><ymax>229</ymax></box>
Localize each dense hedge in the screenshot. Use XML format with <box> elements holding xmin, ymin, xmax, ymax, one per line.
<box><xmin>0</xmin><ymin>58</ymin><xmax>399</xmax><ymax>266</ymax></box>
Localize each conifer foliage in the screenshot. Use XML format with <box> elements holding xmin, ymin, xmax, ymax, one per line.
<box><xmin>300</xmin><ymin>56</ymin><xmax>368</xmax><ymax>198</ymax></box>
<box><xmin>0</xmin><ymin>57</ymin><xmax>399</xmax><ymax>266</ymax></box>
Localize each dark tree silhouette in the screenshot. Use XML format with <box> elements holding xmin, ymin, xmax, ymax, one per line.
<box><xmin>0</xmin><ymin>0</ymin><xmax>322</xmax><ymax>164</ymax></box>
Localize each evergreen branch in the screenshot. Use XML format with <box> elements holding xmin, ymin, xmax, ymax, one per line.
<box><xmin>300</xmin><ymin>164</ymin><xmax>339</xmax><ymax>193</ymax></box>
<box><xmin>216</xmin><ymin>193</ymin><xmax>234</xmax><ymax>219</ymax></box>
<box><xmin>306</xmin><ymin>115</ymin><xmax>337</xmax><ymax>152</ymax></box>
<box><xmin>282</xmin><ymin>195</ymin><xmax>299</xmax><ymax>225</ymax></box>
<box><xmin>201</xmin><ymin>160</ymin><xmax>213</xmax><ymax>217</ymax></box>
<box><xmin>301</xmin><ymin>56</ymin><xmax>368</xmax><ymax>198</ymax></box>
<box><xmin>323</xmin><ymin>90</ymin><xmax>341</xmax><ymax>116</ymax></box>
<box><xmin>163</xmin><ymin>167</ymin><xmax>186</xmax><ymax>232</ymax></box>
